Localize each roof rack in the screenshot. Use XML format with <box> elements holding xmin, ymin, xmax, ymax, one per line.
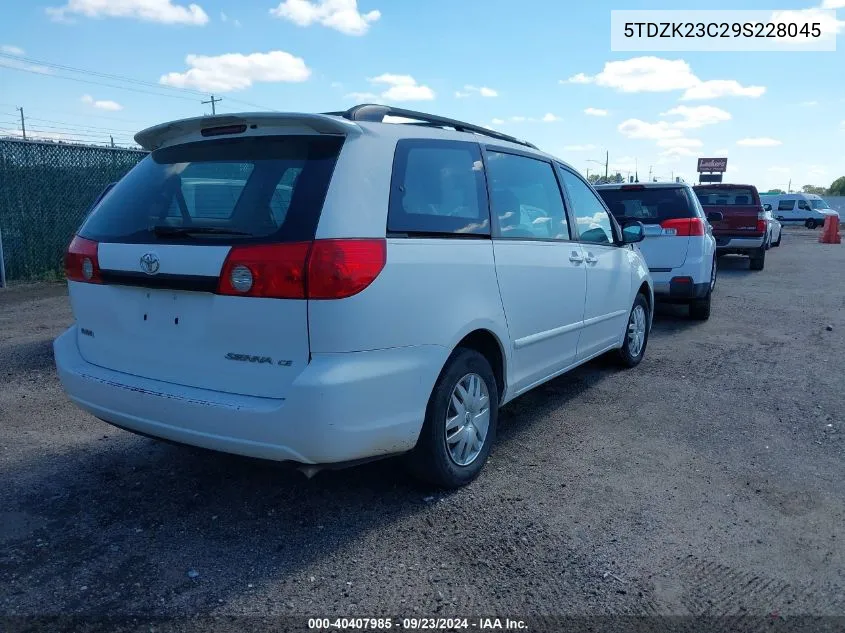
<box><xmin>323</xmin><ymin>104</ymin><xmax>539</xmax><ymax>150</ymax></box>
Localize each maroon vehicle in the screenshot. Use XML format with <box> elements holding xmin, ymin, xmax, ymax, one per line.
<box><xmin>692</xmin><ymin>183</ymin><xmax>767</xmax><ymax>271</ymax></box>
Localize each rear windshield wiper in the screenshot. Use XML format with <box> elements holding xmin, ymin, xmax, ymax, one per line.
<box><xmin>152</xmin><ymin>225</ymin><xmax>252</xmax><ymax>238</ymax></box>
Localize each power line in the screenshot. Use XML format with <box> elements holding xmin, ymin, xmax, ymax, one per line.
<box><xmin>0</xmin><ymin>64</ymin><xmax>201</xmax><ymax>103</ymax></box>
<box><xmin>0</xmin><ymin>101</ymin><xmax>151</xmax><ymax>124</ymax></box>
<box><xmin>0</xmin><ymin>53</ymin><xmax>277</xmax><ymax>112</ymax></box>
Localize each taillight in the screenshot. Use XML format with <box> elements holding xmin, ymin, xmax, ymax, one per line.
<box><xmin>218</xmin><ymin>242</ymin><xmax>311</xmax><ymax>299</ymax></box>
<box><xmin>217</xmin><ymin>239</ymin><xmax>386</xmax><ymax>300</ymax></box>
<box><xmin>660</xmin><ymin>218</ymin><xmax>705</xmax><ymax>237</ymax></box>
<box><xmin>756</xmin><ymin>212</ymin><xmax>767</xmax><ymax>233</ymax></box>
<box><xmin>307</xmin><ymin>239</ymin><xmax>386</xmax><ymax>300</ymax></box>
<box><xmin>65</xmin><ymin>236</ymin><xmax>102</xmax><ymax>283</ymax></box>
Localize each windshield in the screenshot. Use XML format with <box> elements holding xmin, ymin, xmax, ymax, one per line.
<box><xmin>79</xmin><ymin>135</ymin><xmax>344</xmax><ymax>244</ymax></box>
<box><xmin>811</xmin><ymin>199</ymin><xmax>830</xmax><ymax>210</ymax></box>
<box><xmin>597</xmin><ymin>187</ymin><xmax>696</xmax><ymax>223</ymax></box>
<box><xmin>693</xmin><ymin>187</ymin><xmax>757</xmax><ymax>206</ymax></box>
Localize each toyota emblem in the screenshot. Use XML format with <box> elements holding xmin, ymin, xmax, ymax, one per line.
<box><xmin>139</xmin><ymin>252</ymin><xmax>160</xmax><ymax>275</ymax></box>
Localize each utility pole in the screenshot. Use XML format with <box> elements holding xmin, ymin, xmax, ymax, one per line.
<box><xmin>787</xmin><ymin>178</ymin><xmax>792</xmax><ymax>194</ymax></box>
<box><xmin>16</xmin><ymin>106</ymin><xmax>25</xmax><ymax>140</ymax></box>
<box><xmin>604</xmin><ymin>149</ymin><xmax>609</xmax><ymax>180</ymax></box>
<box><xmin>201</xmin><ymin>94</ymin><xmax>222</xmax><ymax>115</ymax></box>
<box><xmin>110</xmin><ymin>135</ymin><xmax>115</xmax><ymax>148</ymax></box>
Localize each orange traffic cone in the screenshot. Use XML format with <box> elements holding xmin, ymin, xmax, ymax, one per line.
<box><xmin>819</xmin><ymin>214</ymin><xmax>841</xmax><ymax>244</ymax></box>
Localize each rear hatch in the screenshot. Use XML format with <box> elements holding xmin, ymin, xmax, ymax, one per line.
<box><xmin>692</xmin><ymin>185</ymin><xmax>764</xmax><ymax>238</ymax></box>
<box><xmin>66</xmin><ymin>133</ymin><xmax>345</xmax><ymax>399</ymax></box>
<box><xmin>597</xmin><ymin>185</ymin><xmax>698</xmax><ymax>270</ymax></box>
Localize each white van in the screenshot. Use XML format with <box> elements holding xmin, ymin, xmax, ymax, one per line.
<box><xmin>53</xmin><ymin>105</ymin><xmax>654</xmax><ymax>488</ymax></box>
<box><xmin>761</xmin><ymin>193</ymin><xmax>839</xmax><ymax>229</ymax></box>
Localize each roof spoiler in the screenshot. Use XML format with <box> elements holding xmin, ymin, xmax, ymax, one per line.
<box><xmin>134</xmin><ymin>112</ymin><xmax>362</xmax><ymax>151</ymax></box>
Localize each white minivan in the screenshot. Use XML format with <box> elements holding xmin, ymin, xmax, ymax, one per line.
<box><xmin>54</xmin><ymin>105</ymin><xmax>654</xmax><ymax>488</ymax></box>
<box><xmin>761</xmin><ymin>193</ymin><xmax>839</xmax><ymax>228</ymax></box>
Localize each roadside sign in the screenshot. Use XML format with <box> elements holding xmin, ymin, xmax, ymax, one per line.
<box><xmin>697</xmin><ymin>157</ymin><xmax>728</xmax><ymax>173</ymax></box>
<box><xmin>699</xmin><ymin>174</ymin><xmax>723</xmax><ymax>183</ymax></box>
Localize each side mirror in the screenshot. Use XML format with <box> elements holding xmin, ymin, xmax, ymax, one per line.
<box><xmin>707</xmin><ymin>211</ymin><xmax>724</xmax><ymax>222</ymax></box>
<box><xmin>622</xmin><ymin>221</ymin><xmax>645</xmax><ymax>244</ymax></box>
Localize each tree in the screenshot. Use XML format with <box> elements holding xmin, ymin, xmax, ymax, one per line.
<box><xmin>802</xmin><ymin>184</ymin><xmax>827</xmax><ymax>195</ymax></box>
<box><xmin>766</xmin><ymin>188</ymin><xmax>785</xmax><ymax>194</ymax></box>
<box><xmin>829</xmin><ymin>177</ymin><xmax>845</xmax><ymax>196</ymax></box>
<box><xmin>588</xmin><ymin>173</ymin><xmax>602</xmax><ymax>184</ymax></box>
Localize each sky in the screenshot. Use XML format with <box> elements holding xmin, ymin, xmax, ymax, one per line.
<box><xmin>1</xmin><ymin>0</ymin><xmax>844</xmax><ymax>191</ymax></box>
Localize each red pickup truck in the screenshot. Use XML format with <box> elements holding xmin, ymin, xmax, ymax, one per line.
<box><xmin>692</xmin><ymin>183</ymin><xmax>767</xmax><ymax>271</ymax></box>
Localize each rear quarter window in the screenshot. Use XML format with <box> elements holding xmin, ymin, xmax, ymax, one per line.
<box><xmin>388</xmin><ymin>139</ymin><xmax>490</xmax><ymax>236</ymax></box>
<box><xmin>597</xmin><ymin>187</ymin><xmax>696</xmax><ymax>224</ymax></box>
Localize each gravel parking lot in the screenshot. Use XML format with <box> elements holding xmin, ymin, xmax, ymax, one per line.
<box><xmin>1</xmin><ymin>227</ymin><xmax>843</xmax><ymax>629</ymax></box>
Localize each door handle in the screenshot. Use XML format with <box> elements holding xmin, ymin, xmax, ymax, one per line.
<box><xmin>568</xmin><ymin>251</ymin><xmax>584</xmax><ymax>264</ymax></box>
<box><xmin>584</xmin><ymin>253</ymin><xmax>598</xmax><ymax>264</ymax></box>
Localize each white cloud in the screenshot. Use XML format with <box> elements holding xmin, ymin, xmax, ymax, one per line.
<box><xmin>270</xmin><ymin>0</ymin><xmax>380</xmax><ymax>36</ymax></box>
<box><xmin>234</xmin><ymin>18</ymin><xmax>241</xmax><ymax>26</ymax></box>
<box><xmin>737</xmin><ymin>137</ymin><xmax>782</xmax><ymax>147</ymax></box>
<box><xmin>569</xmin><ymin>56</ymin><xmax>765</xmax><ymax>101</ymax></box>
<box><xmin>584</xmin><ymin>107</ymin><xmax>608</xmax><ymax>117</ymax></box>
<box><xmin>220</xmin><ymin>11</ymin><xmax>227</xmax><ymax>20</ymax></box>
<box><xmin>800</xmin><ymin>100</ymin><xmax>819</xmax><ymax>106</ymax></box>
<box><xmin>661</xmin><ymin>105</ymin><xmax>731</xmax><ymax>129</ymax></box>
<box><xmin>367</xmin><ymin>74</ymin><xmax>434</xmax><ymax>101</ymax></box>
<box><xmin>563</xmin><ymin>73</ymin><xmax>594</xmax><ymax>84</ymax></box>
<box><xmin>618</xmin><ymin>119</ymin><xmax>682</xmax><ymax>140</ymax></box>
<box><xmin>455</xmin><ymin>84</ymin><xmax>498</xmax><ymax>98</ymax></box>
<box><xmin>656</xmin><ymin>137</ymin><xmax>703</xmax><ymax>148</ymax></box>
<box><xmin>160</xmin><ymin>51</ymin><xmax>310</xmax><ymax>92</ymax></box>
<box><xmin>681</xmin><ymin>80</ymin><xmax>765</xmax><ymax>101</ymax></box>
<box><xmin>330</xmin><ymin>81</ymin><xmax>343</xmax><ymax>89</ymax></box>
<box><xmin>563</xmin><ymin>144</ymin><xmax>598</xmax><ymax>152</ymax></box>
<box><xmin>821</xmin><ymin>0</ymin><xmax>845</xmax><ymax>7</ymax></box>
<box><xmin>712</xmin><ymin>148</ymin><xmax>730</xmax><ymax>155</ymax></box>
<box><xmin>46</xmin><ymin>0</ymin><xmax>209</xmax><ymax>25</ymax></box>
<box><xmin>81</xmin><ymin>94</ymin><xmax>123</xmax><ymax>111</ymax></box>
<box><xmin>511</xmin><ymin>116</ymin><xmax>527</xmax><ymax>122</ymax></box>
<box><xmin>1</xmin><ymin>44</ymin><xmax>24</xmax><ymax>55</ymax></box>
<box><xmin>542</xmin><ymin>113</ymin><xmax>560</xmax><ymax>122</ymax></box>
<box><xmin>491</xmin><ymin>118</ymin><xmax>505</xmax><ymax>125</ymax></box>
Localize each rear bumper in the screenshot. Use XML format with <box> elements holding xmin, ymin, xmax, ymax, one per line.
<box><xmin>715</xmin><ymin>236</ymin><xmax>764</xmax><ymax>252</ymax></box>
<box><xmin>653</xmin><ymin>279</ymin><xmax>710</xmax><ymax>301</ymax></box>
<box><xmin>54</xmin><ymin>326</ymin><xmax>447</xmax><ymax>465</ymax></box>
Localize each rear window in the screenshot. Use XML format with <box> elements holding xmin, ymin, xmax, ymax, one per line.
<box><xmin>693</xmin><ymin>187</ymin><xmax>757</xmax><ymax>206</ymax></box>
<box><xmin>79</xmin><ymin>135</ymin><xmax>343</xmax><ymax>244</ymax></box>
<box><xmin>596</xmin><ymin>186</ymin><xmax>695</xmax><ymax>224</ymax></box>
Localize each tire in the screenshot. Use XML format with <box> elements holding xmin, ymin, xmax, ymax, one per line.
<box><xmin>773</xmin><ymin>232</ymin><xmax>781</xmax><ymax>247</ymax></box>
<box><xmin>806</xmin><ymin>219</ymin><xmax>817</xmax><ymax>229</ymax></box>
<box><xmin>405</xmin><ymin>348</ymin><xmax>498</xmax><ymax>488</ymax></box>
<box><xmin>690</xmin><ymin>258</ymin><xmax>715</xmax><ymax>320</ymax></box>
<box><xmin>749</xmin><ymin>247</ymin><xmax>765</xmax><ymax>271</ymax></box>
<box><xmin>617</xmin><ymin>293</ymin><xmax>650</xmax><ymax>368</ymax></box>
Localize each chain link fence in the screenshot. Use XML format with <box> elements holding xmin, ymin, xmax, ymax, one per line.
<box><xmin>0</xmin><ymin>138</ymin><xmax>147</xmax><ymax>283</ymax></box>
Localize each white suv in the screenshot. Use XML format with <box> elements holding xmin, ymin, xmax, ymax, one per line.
<box><xmin>54</xmin><ymin>105</ymin><xmax>653</xmax><ymax>488</ymax></box>
<box><xmin>595</xmin><ymin>182</ymin><xmax>717</xmax><ymax>320</ymax></box>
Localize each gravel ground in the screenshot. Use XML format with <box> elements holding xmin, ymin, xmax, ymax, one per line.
<box><xmin>1</xmin><ymin>227</ymin><xmax>843</xmax><ymax>631</ymax></box>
